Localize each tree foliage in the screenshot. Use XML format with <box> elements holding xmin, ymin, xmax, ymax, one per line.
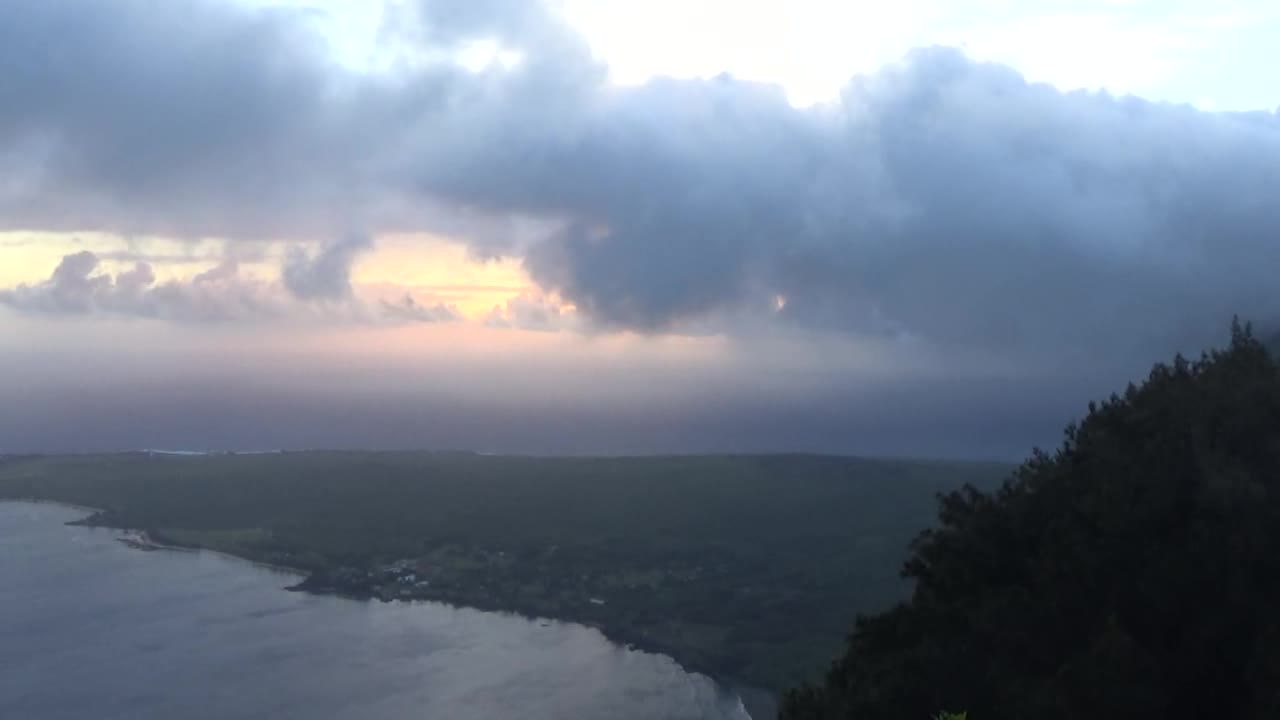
<box><xmin>783</xmin><ymin>320</ymin><xmax>1280</xmax><ymax>719</ymax></box>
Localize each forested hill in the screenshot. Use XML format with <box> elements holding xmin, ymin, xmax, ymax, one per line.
<box><xmin>0</xmin><ymin>451</ymin><xmax>1007</xmax><ymax>694</ymax></box>
<box><xmin>782</xmin><ymin>321</ymin><xmax>1280</xmax><ymax>719</ymax></box>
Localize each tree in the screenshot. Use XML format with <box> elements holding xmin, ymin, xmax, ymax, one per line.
<box><xmin>782</xmin><ymin>320</ymin><xmax>1280</xmax><ymax>719</ymax></box>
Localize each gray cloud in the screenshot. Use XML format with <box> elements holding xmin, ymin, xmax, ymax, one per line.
<box><xmin>0</xmin><ymin>0</ymin><xmax>390</xmax><ymax>239</ymax></box>
<box><xmin>0</xmin><ymin>252</ymin><xmax>286</xmax><ymax>323</ymax></box>
<box><xmin>406</xmin><ymin>0</ymin><xmax>572</xmax><ymax>49</ymax></box>
<box><xmin>399</xmin><ymin>34</ymin><xmax>1280</xmax><ymax>362</ymax></box>
<box><xmin>94</xmin><ymin>239</ymin><xmax>273</xmax><ymax>267</ymax></box>
<box><xmin>2</xmin><ymin>0</ymin><xmax>1279</xmax><ymax>368</ymax></box>
<box><xmin>282</xmin><ymin>233</ymin><xmax>373</xmax><ymax>301</ymax></box>
<box><xmin>483</xmin><ymin>291</ymin><xmax>573</xmax><ymax>332</ymax></box>
<box><xmin>0</xmin><ymin>248</ymin><xmax>456</xmax><ymax>326</ymax></box>
<box><xmin>380</xmin><ymin>294</ymin><xmax>462</xmax><ymax>324</ymax></box>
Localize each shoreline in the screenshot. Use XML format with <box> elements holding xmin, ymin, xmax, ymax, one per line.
<box><xmin>116</xmin><ymin>531</ymin><xmax>308</xmax><ymax>577</ymax></box>
<box><xmin>283</xmin><ymin>571</ymin><xmax>777</xmax><ymax>716</ymax></box>
<box><xmin>12</xmin><ymin>497</ymin><xmax>106</xmax><ymax>514</ymax></box>
<box><xmin>4</xmin><ymin>499</ymin><xmax>776</xmax><ymax>719</ymax></box>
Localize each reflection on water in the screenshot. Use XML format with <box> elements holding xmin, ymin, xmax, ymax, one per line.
<box><xmin>0</xmin><ymin>502</ymin><xmax>750</xmax><ymax>720</ymax></box>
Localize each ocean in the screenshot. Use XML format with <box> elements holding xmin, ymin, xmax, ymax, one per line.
<box><xmin>0</xmin><ymin>502</ymin><xmax>752</xmax><ymax>720</ymax></box>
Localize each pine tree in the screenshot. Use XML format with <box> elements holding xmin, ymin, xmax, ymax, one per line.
<box><xmin>782</xmin><ymin>321</ymin><xmax>1280</xmax><ymax>719</ymax></box>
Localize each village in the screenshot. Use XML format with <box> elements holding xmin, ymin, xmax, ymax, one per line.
<box><xmin>289</xmin><ymin>544</ymin><xmax>623</xmax><ymax>619</ymax></box>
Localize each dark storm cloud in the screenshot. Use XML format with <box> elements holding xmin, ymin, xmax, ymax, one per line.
<box><xmin>403</xmin><ymin>35</ymin><xmax>1280</xmax><ymax>359</ymax></box>
<box><xmin>0</xmin><ymin>0</ymin><xmax>375</xmax><ymax>239</ymax></box>
<box><xmin>0</xmin><ymin>0</ymin><xmax>584</xmax><ymax>243</ymax></box>
<box><xmin>3</xmin><ymin>0</ymin><xmax>1280</xmax><ymax>362</ymax></box>
<box><xmin>412</xmin><ymin>74</ymin><xmax>827</xmax><ymax>330</ymax></box>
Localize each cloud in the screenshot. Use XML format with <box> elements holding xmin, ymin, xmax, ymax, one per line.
<box><xmin>484</xmin><ymin>291</ymin><xmax>575</xmax><ymax>332</ymax></box>
<box><xmin>93</xmin><ymin>239</ymin><xmax>273</xmax><ymax>267</ymax></box>
<box><xmin>0</xmin><ymin>252</ymin><xmax>287</xmax><ymax>323</ymax></box>
<box><xmin>282</xmin><ymin>233</ymin><xmax>373</xmax><ymax>301</ymax></box>
<box><xmin>407</xmin><ymin>0</ymin><xmax>570</xmax><ymax>49</ymax></box>
<box><xmin>401</xmin><ymin>35</ymin><xmax>1280</xmax><ymax>361</ymax></box>
<box><xmin>0</xmin><ymin>248</ymin><xmax>458</xmax><ymax>326</ymax></box>
<box><xmin>380</xmin><ymin>294</ymin><xmax>462</xmax><ymax>324</ymax></box>
<box><xmin>3</xmin><ymin>0</ymin><xmax>1280</xmax><ymax>367</ymax></box>
<box><xmin>0</xmin><ymin>0</ymin><xmax>592</xmax><ymax>242</ymax></box>
<box><xmin>0</xmin><ymin>0</ymin><xmax>370</xmax><ymax>239</ymax></box>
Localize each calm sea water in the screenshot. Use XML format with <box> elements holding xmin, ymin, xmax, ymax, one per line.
<box><xmin>0</xmin><ymin>502</ymin><xmax>751</xmax><ymax>720</ymax></box>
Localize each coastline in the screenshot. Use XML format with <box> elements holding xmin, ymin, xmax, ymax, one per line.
<box><xmin>13</xmin><ymin>497</ymin><xmax>106</xmax><ymax>515</ymax></box>
<box><xmin>284</xmin><ymin>571</ymin><xmax>779</xmax><ymax>718</ymax></box>
<box><xmin>5</xmin><ymin>499</ymin><xmax>776</xmax><ymax>719</ymax></box>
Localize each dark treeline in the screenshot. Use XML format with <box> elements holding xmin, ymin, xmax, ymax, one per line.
<box><xmin>782</xmin><ymin>321</ymin><xmax>1280</xmax><ymax>719</ymax></box>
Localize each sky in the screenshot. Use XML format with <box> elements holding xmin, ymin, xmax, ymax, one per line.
<box><xmin>2</xmin><ymin>0</ymin><xmax>1278</xmax><ymax>458</ymax></box>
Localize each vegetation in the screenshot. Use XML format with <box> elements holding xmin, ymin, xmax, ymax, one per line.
<box><xmin>0</xmin><ymin>451</ymin><xmax>1006</xmax><ymax>695</ymax></box>
<box><xmin>781</xmin><ymin>321</ymin><xmax>1280</xmax><ymax>719</ymax></box>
